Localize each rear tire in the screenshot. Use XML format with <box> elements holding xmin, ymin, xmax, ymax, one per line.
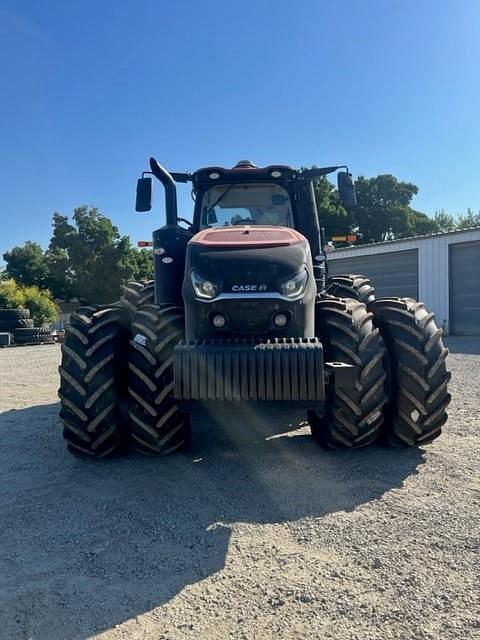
<box><xmin>369</xmin><ymin>297</ymin><xmax>451</xmax><ymax>446</ymax></box>
<box><xmin>128</xmin><ymin>304</ymin><xmax>190</xmax><ymax>455</ymax></box>
<box><xmin>308</xmin><ymin>297</ymin><xmax>388</xmax><ymax>448</ymax></box>
<box><xmin>58</xmin><ymin>306</ymin><xmax>130</xmax><ymax>458</ymax></box>
<box><xmin>120</xmin><ymin>280</ymin><xmax>155</xmax><ymax>319</ymax></box>
<box><xmin>326</xmin><ymin>274</ymin><xmax>375</xmax><ymax>304</ymax></box>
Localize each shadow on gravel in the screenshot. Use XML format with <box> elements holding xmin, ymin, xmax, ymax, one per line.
<box><xmin>0</xmin><ymin>402</ymin><xmax>424</xmax><ymax>639</ymax></box>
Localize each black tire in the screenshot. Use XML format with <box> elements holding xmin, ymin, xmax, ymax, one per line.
<box><xmin>13</xmin><ymin>327</ymin><xmax>51</xmax><ymax>336</ymax></box>
<box><xmin>0</xmin><ymin>308</ymin><xmax>30</xmax><ymax>321</ymax></box>
<box><xmin>326</xmin><ymin>274</ymin><xmax>375</xmax><ymax>304</ymax></box>
<box><xmin>128</xmin><ymin>303</ymin><xmax>190</xmax><ymax>455</ymax></box>
<box><xmin>369</xmin><ymin>297</ymin><xmax>451</xmax><ymax>446</ymax></box>
<box><xmin>14</xmin><ymin>334</ymin><xmax>54</xmax><ymax>345</ymax></box>
<box><xmin>120</xmin><ymin>280</ymin><xmax>155</xmax><ymax>319</ymax></box>
<box><xmin>13</xmin><ymin>327</ymin><xmax>53</xmax><ymax>344</ymax></box>
<box><xmin>308</xmin><ymin>297</ymin><xmax>388</xmax><ymax>448</ymax></box>
<box><xmin>16</xmin><ymin>318</ymin><xmax>34</xmax><ymax>329</ymax></box>
<box><xmin>58</xmin><ymin>306</ymin><xmax>130</xmax><ymax>458</ymax></box>
<box><xmin>0</xmin><ymin>318</ymin><xmax>34</xmax><ymax>331</ymax></box>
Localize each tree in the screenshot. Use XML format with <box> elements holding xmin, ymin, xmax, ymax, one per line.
<box><xmin>0</xmin><ymin>279</ymin><xmax>57</xmax><ymax>324</ymax></box>
<box><xmin>456</xmin><ymin>208</ymin><xmax>480</xmax><ymax>230</ymax></box>
<box><xmin>44</xmin><ymin>246</ymin><xmax>75</xmax><ymax>300</ymax></box>
<box><xmin>130</xmin><ymin>248</ymin><xmax>154</xmax><ymax>281</ymax></box>
<box><xmin>48</xmin><ymin>206</ymin><xmax>137</xmax><ymax>304</ymax></box>
<box><xmin>312</xmin><ymin>176</ymin><xmax>352</xmax><ymax>240</ymax></box>
<box><xmin>3</xmin><ymin>241</ymin><xmax>49</xmax><ymax>288</ymax></box>
<box><xmin>409</xmin><ymin>210</ymin><xmax>440</xmax><ymax>236</ymax></box>
<box><xmin>353</xmin><ymin>175</ymin><xmax>419</xmax><ymax>243</ymax></box>
<box><xmin>433</xmin><ymin>209</ymin><xmax>457</xmax><ymax>232</ymax></box>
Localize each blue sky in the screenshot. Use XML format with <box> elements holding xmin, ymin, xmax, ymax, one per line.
<box><xmin>1</xmin><ymin>0</ymin><xmax>479</xmax><ymax>258</ymax></box>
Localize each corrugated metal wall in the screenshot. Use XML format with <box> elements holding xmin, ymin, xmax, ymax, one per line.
<box><xmin>327</xmin><ymin>228</ymin><xmax>480</xmax><ymax>334</ymax></box>
<box><xmin>328</xmin><ymin>249</ymin><xmax>418</xmax><ymax>298</ymax></box>
<box><xmin>449</xmin><ymin>241</ymin><xmax>480</xmax><ymax>335</ymax></box>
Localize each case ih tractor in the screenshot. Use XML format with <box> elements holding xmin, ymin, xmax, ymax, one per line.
<box><xmin>58</xmin><ymin>158</ymin><xmax>451</xmax><ymax>457</ymax></box>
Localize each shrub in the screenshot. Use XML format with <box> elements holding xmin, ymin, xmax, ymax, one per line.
<box><xmin>0</xmin><ymin>278</ymin><xmax>58</xmax><ymax>325</ymax></box>
<box><xmin>23</xmin><ymin>285</ymin><xmax>58</xmax><ymax>325</ymax></box>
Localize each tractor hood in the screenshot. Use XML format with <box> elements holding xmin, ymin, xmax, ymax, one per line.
<box><xmin>185</xmin><ymin>226</ymin><xmax>312</xmax><ymax>295</ymax></box>
<box><xmin>191</xmin><ymin>226</ymin><xmax>305</xmax><ymax>249</ymax></box>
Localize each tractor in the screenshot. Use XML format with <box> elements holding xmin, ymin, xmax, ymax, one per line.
<box><xmin>58</xmin><ymin>158</ymin><xmax>451</xmax><ymax>457</ymax></box>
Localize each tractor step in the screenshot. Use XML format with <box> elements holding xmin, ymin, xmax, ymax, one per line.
<box><xmin>173</xmin><ymin>338</ymin><xmax>325</xmax><ymax>403</ymax></box>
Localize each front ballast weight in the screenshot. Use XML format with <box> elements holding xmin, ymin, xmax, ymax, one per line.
<box><xmin>173</xmin><ymin>337</ymin><xmax>354</xmax><ymax>408</ymax></box>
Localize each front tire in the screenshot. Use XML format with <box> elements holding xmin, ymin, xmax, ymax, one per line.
<box><xmin>369</xmin><ymin>297</ymin><xmax>451</xmax><ymax>446</ymax></box>
<box><xmin>308</xmin><ymin>297</ymin><xmax>388</xmax><ymax>448</ymax></box>
<box><xmin>58</xmin><ymin>306</ymin><xmax>130</xmax><ymax>458</ymax></box>
<box><xmin>128</xmin><ymin>304</ymin><xmax>190</xmax><ymax>455</ymax></box>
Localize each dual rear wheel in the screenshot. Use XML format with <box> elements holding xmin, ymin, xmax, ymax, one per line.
<box><xmin>309</xmin><ymin>273</ymin><xmax>450</xmax><ymax>447</ymax></box>
<box><xmin>59</xmin><ymin>282</ymin><xmax>189</xmax><ymax>458</ymax></box>
<box><xmin>59</xmin><ymin>278</ymin><xmax>450</xmax><ymax>456</ymax></box>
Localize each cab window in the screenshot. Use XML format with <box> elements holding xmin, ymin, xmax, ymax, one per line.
<box><xmin>200</xmin><ymin>183</ymin><xmax>293</xmax><ymax>228</ymax></box>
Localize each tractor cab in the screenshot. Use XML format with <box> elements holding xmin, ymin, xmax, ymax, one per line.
<box><xmin>135</xmin><ymin>158</ymin><xmax>357</xmax><ymax>311</ymax></box>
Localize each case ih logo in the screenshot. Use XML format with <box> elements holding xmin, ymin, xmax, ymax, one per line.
<box><xmin>231</xmin><ymin>284</ymin><xmax>268</xmax><ymax>292</ymax></box>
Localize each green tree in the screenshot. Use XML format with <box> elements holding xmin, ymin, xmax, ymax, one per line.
<box><xmin>312</xmin><ymin>176</ymin><xmax>352</xmax><ymax>240</ymax></box>
<box><xmin>130</xmin><ymin>248</ymin><xmax>154</xmax><ymax>281</ymax></box>
<box><xmin>353</xmin><ymin>175</ymin><xmax>419</xmax><ymax>243</ymax></box>
<box><xmin>48</xmin><ymin>206</ymin><xmax>136</xmax><ymax>304</ymax></box>
<box><xmin>44</xmin><ymin>246</ymin><xmax>75</xmax><ymax>300</ymax></box>
<box><xmin>409</xmin><ymin>210</ymin><xmax>440</xmax><ymax>236</ymax></box>
<box><xmin>3</xmin><ymin>241</ymin><xmax>49</xmax><ymax>288</ymax></box>
<box><xmin>0</xmin><ymin>278</ymin><xmax>57</xmax><ymax>324</ymax></box>
<box><xmin>456</xmin><ymin>208</ymin><xmax>480</xmax><ymax>230</ymax></box>
<box><xmin>433</xmin><ymin>209</ymin><xmax>456</xmax><ymax>232</ymax></box>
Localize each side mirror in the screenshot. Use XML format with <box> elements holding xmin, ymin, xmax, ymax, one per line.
<box><xmin>135</xmin><ymin>177</ymin><xmax>153</xmax><ymax>212</ymax></box>
<box><xmin>337</xmin><ymin>171</ymin><xmax>357</xmax><ymax>208</ymax></box>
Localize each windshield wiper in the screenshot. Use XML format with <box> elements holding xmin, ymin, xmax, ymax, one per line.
<box><xmin>204</xmin><ymin>184</ymin><xmax>235</xmax><ymax>218</ymax></box>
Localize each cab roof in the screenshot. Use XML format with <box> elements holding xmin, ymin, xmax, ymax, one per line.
<box><xmin>192</xmin><ymin>160</ymin><xmax>298</xmax><ymax>189</ymax></box>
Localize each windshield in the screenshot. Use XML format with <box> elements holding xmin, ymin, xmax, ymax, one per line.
<box><xmin>200</xmin><ymin>183</ymin><xmax>293</xmax><ymax>228</ymax></box>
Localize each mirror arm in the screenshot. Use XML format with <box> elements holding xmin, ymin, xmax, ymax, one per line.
<box><xmin>300</xmin><ymin>165</ymin><xmax>350</xmax><ymax>179</ymax></box>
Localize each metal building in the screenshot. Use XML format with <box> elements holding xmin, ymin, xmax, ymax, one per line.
<box><xmin>327</xmin><ymin>227</ymin><xmax>480</xmax><ymax>335</ymax></box>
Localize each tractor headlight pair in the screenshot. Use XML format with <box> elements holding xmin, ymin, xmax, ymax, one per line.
<box><xmin>280</xmin><ymin>270</ymin><xmax>309</xmax><ymax>299</ymax></box>
<box><xmin>190</xmin><ymin>271</ymin><xmax>220</xmax><ymax>300</ymax></box>
<box><xmin>191</xmin><ymin>269</ymin><xmax>308</xmax><ymax>300</ymax></box>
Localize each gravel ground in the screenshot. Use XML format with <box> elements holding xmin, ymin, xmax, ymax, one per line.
<box><xmin>0</xmin><ymin>338</ymin><xmax>479</xmax><ymax>640</ymax></box>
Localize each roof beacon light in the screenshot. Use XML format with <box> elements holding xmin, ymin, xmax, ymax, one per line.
<box><xmin>234</xmin><ymin>160</ymin><xmax>257</xmax><ymax>169</ymax></box>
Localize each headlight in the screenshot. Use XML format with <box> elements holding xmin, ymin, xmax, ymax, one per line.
<box><xmin>190</xmin><ymin>271</ymin><xmax>220</xmax><ymax>300</ymax></box>
<box><xmin>280</xmin><ymin>270</ymin><xmax>308</xmax><ymax>298</ymax></box>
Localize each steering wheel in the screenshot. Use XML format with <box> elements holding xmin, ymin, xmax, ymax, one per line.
<box><xmin>232</xmin><ymin>218</ymin><xmax>258</xmax><ymax>225</ymax></box>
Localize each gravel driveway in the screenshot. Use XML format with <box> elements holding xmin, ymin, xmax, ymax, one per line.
<box><xmin>0</xmin><ymin>339</ymin><xmax>478</xmax><ymax>640</ymax></box>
